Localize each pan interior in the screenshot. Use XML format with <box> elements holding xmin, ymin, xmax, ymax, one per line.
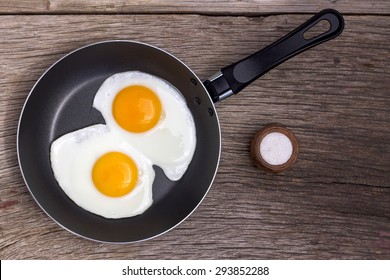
<box><xmin>18</xmin><ymin>41</ymin><xmax>220</xmax><ymax>242</ymax></box>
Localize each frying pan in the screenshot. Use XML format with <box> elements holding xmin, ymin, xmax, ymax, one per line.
<box><xmin>17</xmin><ymin>9</ymin><xmax>344</xmax><ymax>243</ymax></box>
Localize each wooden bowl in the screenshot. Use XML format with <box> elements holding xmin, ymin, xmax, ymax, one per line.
<box><xmin>250</xmin><ymin>123</ymin><xmax>299</xmax><ymax>173</ymax></box>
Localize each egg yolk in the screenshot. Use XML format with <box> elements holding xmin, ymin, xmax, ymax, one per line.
<box><xmin>92</xmin><ymin>152</ymin><xmax>138</xmax><ymax>197</ymax></box>
<box><xmin>112</xmin><ymin>85</ymin><xmax>162</xmax><ymax>133</ymax></box>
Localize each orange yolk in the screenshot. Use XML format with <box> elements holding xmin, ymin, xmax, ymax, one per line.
<box><xmin>92</xmin><ymin>152</ymin><xmax>138</xmax><ymax>197</ymax></box>
<box><xmin>112</xmin><ymin>85</ymin><xmax>162</xmax><ymax>133</ymax></box>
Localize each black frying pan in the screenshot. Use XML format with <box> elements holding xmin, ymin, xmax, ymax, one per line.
<box><xmin>17</xmin><ymin>9</ymin><xmax>344</xmax><ymax>243</ymax></box>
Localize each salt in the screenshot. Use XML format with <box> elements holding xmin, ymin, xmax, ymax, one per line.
<box><xmin>259</xmin><ymin>132</ymin><xmax>293</xmax><ymax>165</ymax></box>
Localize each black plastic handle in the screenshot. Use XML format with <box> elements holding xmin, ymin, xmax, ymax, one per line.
<box><xmin>204</xmin><ymin>9</ymin><xmax>344</xmax><ymax>102</ymax></box>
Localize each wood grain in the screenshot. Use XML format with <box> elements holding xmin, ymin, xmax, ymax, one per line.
<box><xmin>0</xmin><ymin>13</ymin><xmax>389</xmax><ymax>259</ymax></box>
<box><xmin>1</xmin><ymin>0</ymin><xmax>389</xmax><ymax>15</ymax></box>
<box><xmin>0</xmin><ymin>0</ymin><xmax>47</xmax><ymax>13</ymax></box>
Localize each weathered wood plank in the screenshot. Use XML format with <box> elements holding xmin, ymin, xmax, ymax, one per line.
<box><xmin>0</xmin><ymin>0</ymin><xmax>47</xmax><ymax>13</ymax></box>
<box><xmin>0</xmin><ymin>0</ymin><xmax>389</xmax><ymax>15</ymax></box>
<box><xmin>0</xmin><ymin>14</ymin><xmax>389</xmax><ymax>259</ymax></box>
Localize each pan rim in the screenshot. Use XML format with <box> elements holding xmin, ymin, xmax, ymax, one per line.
<box><xmin>16</xmin><ymin>39</ymin><xmax>222</xmax><ymax>243</ymax></box>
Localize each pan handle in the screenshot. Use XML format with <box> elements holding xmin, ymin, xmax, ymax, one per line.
<box><xmin>204</xmin><ymin>9</ymin><xmax>344</xmax><ymax>103</ymax></box>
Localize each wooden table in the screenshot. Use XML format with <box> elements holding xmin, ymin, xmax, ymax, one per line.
<box><xmin>1</xmin><ymin>1</ymin><xmax>389</xmax><ymax>259</ymax></box>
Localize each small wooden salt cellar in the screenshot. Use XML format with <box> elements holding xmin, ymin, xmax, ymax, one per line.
<box><xmin>250</xmin><ymin>123</ymin><xmax>299</xmax><ymax>173</ymax></box>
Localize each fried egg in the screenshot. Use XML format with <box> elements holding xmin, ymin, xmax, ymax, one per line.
<box><xmin>50</xmin><ymin>71</ymin><xmax>196</xmax><ymax>219</ymax></box>
<box><xmin>51</xmin><ymin>124</ymin><xmax>154</xmax><ymax>218</ymax></box>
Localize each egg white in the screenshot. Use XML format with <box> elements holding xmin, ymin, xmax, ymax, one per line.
<box><xmin>50</xmin><ymin>124</ymin><xmax>155</xmax><ymax>219</ymax></box>
<box><xmin>93</xmin><ymin>71</ymin><xmax>196</xmax><ymax>181</ymax></box>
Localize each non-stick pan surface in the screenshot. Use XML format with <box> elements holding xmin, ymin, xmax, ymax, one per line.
<box><xmin>17</xmin><ymin>41</ymin><xmax>221</xmax><ymax>243</ymax></box>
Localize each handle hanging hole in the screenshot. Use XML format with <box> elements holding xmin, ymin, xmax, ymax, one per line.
<box><xmin>303</xmin><ymin>19</ymin><xmax>331</xmax><ymax>40</ymax></box>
